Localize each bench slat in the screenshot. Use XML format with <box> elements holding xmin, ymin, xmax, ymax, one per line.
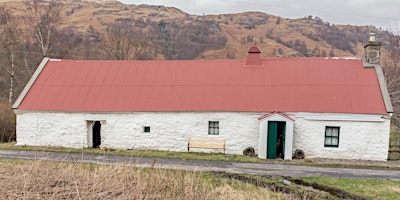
<box><xmin>188</xmin><ymin>137</ymin><xmax>226</xmax><ymax>154</ymax></box>
<box><xmin>189</xmin><ymin>143</ymin><xmax>225</xmax><ymax>149</ymax></box>
<box><xmin>189</xmin><ymin>138</ymin><xmax>225</xmax><ymax>143</ymax></box>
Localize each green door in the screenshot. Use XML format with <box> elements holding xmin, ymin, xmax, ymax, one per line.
<box><xmin>267</xmin><ymin>122</ymin><xmax>278</xmax><ymax>159</ymax></box>
<box><xmin>267</xmin><ymin>121</ymin><xmax>286</xmax><ymax>159</ymax></box>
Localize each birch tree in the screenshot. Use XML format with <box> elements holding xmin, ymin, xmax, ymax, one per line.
<box><xmin>24</xmin><ymin>0</ymin><xmax>63</xmax><ymax>58</ymax></box>
<box><xmin>0</xmin><ymin>7</ymin><xmax>21</xmax><ymax>103</ymax></box>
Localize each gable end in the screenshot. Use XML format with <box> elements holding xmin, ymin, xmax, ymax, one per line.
<box><xmin>12</xmin><ymin>58</ymin><xmax>50</xmax><ymax>109</ymax></box>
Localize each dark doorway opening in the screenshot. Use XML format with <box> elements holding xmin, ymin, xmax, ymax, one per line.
<box><xmin>276</xmin><ymin>122</ymin><xmax>285</xmax><ymax>159</ymax></box>
<box><xmin>92</xmin><ymin>121</ymin><xmax>101</xmax><ymax>148</ymax></box>
<box><xmin>267</xmin><ymin>121</ymin><xmax>286</xmax><ymax>159</ymax></box>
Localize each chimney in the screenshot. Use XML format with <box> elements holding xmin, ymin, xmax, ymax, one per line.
<box><xmin>245</xmin><ymin>46</ymin><xmax>262</xmax><ymax>66</ymax></box>
<box><xmin>364</xmin><ymin>33</ymin><xmax>381</xmax><ymax>65</ymax></box>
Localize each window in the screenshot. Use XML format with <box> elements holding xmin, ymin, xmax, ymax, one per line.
<box><xmin>208</xmin><ymin>121</ymin><xmax>219</xmax><ymax>135</ymax></box>
<box><xmin>144</xmin><ymin>126</ymin><xmax>151</xmax><ymax>133</ymax></box>
<box><xmin>324</xmin><ymin>126</ymin><xmax>339</xmax><ymax>147</ymax></box>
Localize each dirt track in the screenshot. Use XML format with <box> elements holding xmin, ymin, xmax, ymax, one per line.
<box><xmin>212</xmin><ymin>171</ymin><xmax>367</xmax><ymax>200</ymax></box>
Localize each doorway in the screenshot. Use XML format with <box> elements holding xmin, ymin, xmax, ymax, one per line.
<box><xmin>267</xmin><ymin>121</ymin><xmax>286</xmax><ymax>159</ymax></box>
<box><xmin>92</xmin><ymin>121</ymin><xmax>101</xmax><ymax>148</ymax></box>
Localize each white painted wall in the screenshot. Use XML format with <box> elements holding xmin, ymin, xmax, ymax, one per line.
<box><xmin>15</xmin><ymin>111</ymin><xmax>261</xmax><ymax>154</ymax></box>
<box><xmin>292</xmin><ymin>114</ymin><xmax>391</xmax><ymax>161</ymax></box>
<box><xmin>15</xmin><ymin>111</ymin><xmax>390</xmax><ymax>161</ymax></box>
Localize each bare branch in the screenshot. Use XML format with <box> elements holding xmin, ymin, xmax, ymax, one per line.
<box><xmin>24</xmin><ymin>0</ymin><xmax>63</xmax><ymax>57</ymax></box>
<box><xmin>0</xmin><ymin>7</ymin><xmax>21</xmax><ymax>103</ymax></box>
<box><xmin>101</xmin><ymin>21</ymin><xmax>153</xmax><ymax>60</ymax></box>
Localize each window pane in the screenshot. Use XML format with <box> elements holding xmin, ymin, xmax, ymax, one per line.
<box><xmin>332</xmin><ymin>138</ymin><xmax>338</xmax><ymax>145</ymax></box>
<box><xmin>332</xmin><ymin>129</ymin><xmax>338</xmax><ymax>137</ymax></box>
<box><xmin>326</xmin><ymin>128</ymin><xmax>332</xmax><ymax>136</ymax></box>
<box><xmin>325</xmin><ymin>138</ymin><xmax>331</xmax><ymax>145</ymax></box>
<box><xmin>210</xmin><ymin>121</ymin><xmax>217</xmax><ymax>128</ymax></box>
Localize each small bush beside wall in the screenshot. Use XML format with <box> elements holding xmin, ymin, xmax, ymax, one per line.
<box><xmin>0</xmin><ymin>103</ymin><xmax>15</xmax><ymax>142</ymax></box>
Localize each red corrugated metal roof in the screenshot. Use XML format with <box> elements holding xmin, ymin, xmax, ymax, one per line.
<box><xmin>17</xmin><ymin>57</ymin><xmax>388</xmax><ymax>114</ymax></box>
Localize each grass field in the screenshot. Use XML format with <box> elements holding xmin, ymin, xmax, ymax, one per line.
<box><xmin>301</xmin><ymin>177</ymin><xmax>400</xmax><ymax>200</ymax></box>
<box><xmin>1</xmin><ymin>159</ymin><xmax>399</xmax><ymax>199</ymax></box>
<box><xmin>0</xmin><ymin>159</ymin><xmax>285</xmax><ymax>200</ymax></box>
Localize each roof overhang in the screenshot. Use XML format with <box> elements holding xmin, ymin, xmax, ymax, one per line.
<box><xmin>362</xmin><ymin>57</ymin><xmax>393</xmax><ymax>113</ymax></box>
<box><xmin>258</xmin><ymin>112</ymin><xmax>295</xmax><ymax>122</ymax></box>
<box><xmin>12</xmin><ymin>57</ymin><xmax>50</xmax><ymax>110</ymax></box>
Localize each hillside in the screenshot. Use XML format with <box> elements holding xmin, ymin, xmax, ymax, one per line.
<box><xmin>0</xmin><ymin>0</ymin><xmax>393</xmax><ymax>60</ymax></box>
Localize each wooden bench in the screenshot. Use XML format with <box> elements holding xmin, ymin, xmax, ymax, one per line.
<box><xmin>188</xmin><ymin>137</ymin><xmax>226</xmax><ymax>154</ymax></box>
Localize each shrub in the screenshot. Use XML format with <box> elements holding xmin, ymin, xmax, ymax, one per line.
<box><xmin>390</xmin><ymin>127</ymin><xmax>400</xmax><ymax>146</ymax></box>
<box><xmin>0</xmin><ymin>103</ymin><xmax>16</xmax><ymax>142</ymax></box>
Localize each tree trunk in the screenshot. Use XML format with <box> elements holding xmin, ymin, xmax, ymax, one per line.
<box><xmin>8</xmin><ymin>44</ymin><xmax>14</xmax><ymax>104</ymax></box>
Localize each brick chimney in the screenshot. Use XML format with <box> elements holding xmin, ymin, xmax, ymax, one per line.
<box><xmin>245</xmin><ymin>46</ymin><xmax>262</xmax><ymax>66</ymax></box>
<box><xmin>364</xmin><ymin>33</ymin><xmax>381</xmax><ymax>65</ymax></box>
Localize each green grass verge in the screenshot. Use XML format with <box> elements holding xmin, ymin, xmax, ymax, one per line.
<box><xmin>300</xmin><ymin>177</ymin><xmax>400</xmax><ymax>200</ymax></box>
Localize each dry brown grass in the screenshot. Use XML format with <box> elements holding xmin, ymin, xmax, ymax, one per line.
<box><xmin>0</xmin><ymin>160</ymin><xmax>284</xmax><ymax>200</ymax></box>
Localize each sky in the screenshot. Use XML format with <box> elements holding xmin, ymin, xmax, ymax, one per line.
<box><xmin>119</xmin><ymin>0</ymin><xmax>400</xmax><ymax>31</ymax></box>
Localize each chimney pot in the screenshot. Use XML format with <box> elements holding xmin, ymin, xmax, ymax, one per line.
<box><xmin>369</xmin><ymin>33</ymin><xmax>376</xmax><ymax>42</ymax></box>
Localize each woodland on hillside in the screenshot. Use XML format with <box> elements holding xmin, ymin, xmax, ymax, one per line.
<box><xmin>0</xmin><ymin>0</ymin><xmax>400</xmax><ymax>144</ymax></box>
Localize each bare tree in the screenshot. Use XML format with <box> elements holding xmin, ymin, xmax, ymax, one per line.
<box><xmin>102</xmin><ymin>21</ymin><xmax>153</xmax><ymax>60</ymax></box>
<box><xmin>382</xmin><ymin>34</ymin><xmax>400</xmax><ymax>126</ymax></box>
<box><xmin>24</xmin><ymin>0</ymin><xmax>63</xmax><ymax>57</ymax></box>
<box><xmin>0</xmin><ymin>7</ymin><xmax>22</xmax><ymax>103</ymax></box>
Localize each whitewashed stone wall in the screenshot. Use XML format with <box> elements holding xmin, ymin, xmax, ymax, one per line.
<box><xmin>15</xmin><ymin>111</ymin><xmax>261</xmax><ymax>154</ymax></box>
<box><xmin>15</xmin><ymin>112</ymin><xmax>88</xmax><ymax>148</ymax></box>
<box><xmin>292</xmin><ymin>114</ymin><xmax>390</xmax><ymax>161</ymax></box>
<box><xmin>15</xmin><ymin>111</ymin><xmax>390</xmax><ymax>160</ymax></box>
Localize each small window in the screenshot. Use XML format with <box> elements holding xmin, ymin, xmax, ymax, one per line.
<box><xmin>144</xmin><ymin>126</ymin><xmax>151</xmax><ymax>133</ymax></box>
<box><xmin>208</xmin><ymin>121</ymin><xmax>219</xmax><ymax>135</ymax></box>
<box><xmin>325</xmin><ymin>126</ymin><xmax>339</xmax><ymax>147</ymax></box>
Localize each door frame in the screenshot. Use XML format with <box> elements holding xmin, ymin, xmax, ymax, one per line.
<box><xmin>258</xmin><ymin>112</ymin><xmax>294</xmax><ymax>160</ymax></box>
<box><xmin>87</xmin><ymin>120</ymin><xmax>104</xmax><ymax>148</ymax></box>
<box><xmin>92</xmin><ymin>121</ymin><xmax>101</xmax><ymax>148</ymax></box>
<box><xmin>267</xmin><ymin>121</ymin><xmax>286</xmax><ymax>159</ymax></box>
